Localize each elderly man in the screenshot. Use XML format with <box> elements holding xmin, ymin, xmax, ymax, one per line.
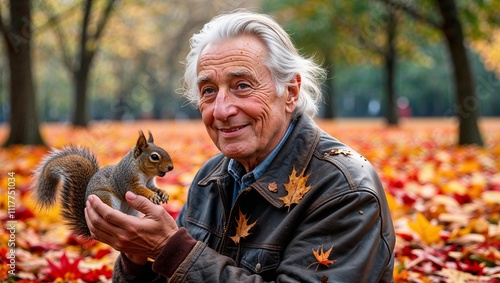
<box><xmin>85</xmin><ymin>10</ymin><xmax>395</xmax><ymax>283</ymax></box>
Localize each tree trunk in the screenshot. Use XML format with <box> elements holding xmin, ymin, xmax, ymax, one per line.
<box><xmin>71</xmin><ymin>65</ymin><xmax>90</xmax><ymax>126</ymax></box>
<box><xmin>435</xmin><ymin>0</ymin><xmax>483</xmax><ymax>146</ymax></box>
<box><xmin>3</xmin><ymin>0</ymin><xmax>45</xmax><ymax>146</ymax></box>
<box><xmin>70</xmin><ymin>0</ymin><xmax>93</xmax><ymax>127</ymax></box>
<box><xmin>70</xmin><ymin>0</ymin><xmax>116</xmax><ymax>126</ymax></box>
<box><xmin>384</xmin><ymin>2</ymin><xmax>398</xmax><ymax>126</ymax></box>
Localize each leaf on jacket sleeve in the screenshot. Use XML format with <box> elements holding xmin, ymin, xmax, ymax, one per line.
<box><xmin>408</xmin><ymin>212</ymin><xmax>443</xmax><ymax>245</ymax></box>
<box><xmin>279</xmin><ymin>167</ymin><xmax>312</xmax><ymax>211</ymax></box>
<box><xmin>307</xmin><ymin>244</ymin><xmax>336</xmax><ymax>271</ymax></box>
<box><xmin>229</xmin><ymin>210</ymin><xmax>258</xmax><ymax>244</ymax></box>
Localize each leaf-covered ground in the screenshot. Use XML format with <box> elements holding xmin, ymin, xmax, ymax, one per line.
<box><xmin>1</xmin><ymin>119</ymin><xmax>499</xmax><ymax>282</ymax></box>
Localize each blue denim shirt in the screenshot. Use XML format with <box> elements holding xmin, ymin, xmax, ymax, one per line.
<box><xmin>228</xmin><ymin>120</ymin><xmax>296</xmax><ymax>204</ymax></box>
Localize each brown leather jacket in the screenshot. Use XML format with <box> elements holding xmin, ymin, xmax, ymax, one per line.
<box><xmin>113</xmin><ymin>115</ymin><xmax>395</xmax><ymax>282</ymax></box>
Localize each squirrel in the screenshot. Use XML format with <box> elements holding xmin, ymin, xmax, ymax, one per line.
<box><xmin>32</xmin><ymin>130</ymin><xmax>173</xmax><ymax>239</ymax></box>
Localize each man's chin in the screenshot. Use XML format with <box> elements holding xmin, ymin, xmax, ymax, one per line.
<box><xmin>220</xmin><ymin>144</ymin><xmax>251</xmax><ymax>160</ymax></box>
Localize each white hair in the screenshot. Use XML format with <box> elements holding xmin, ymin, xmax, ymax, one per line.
<box><xmin>183</xmin><ymin>10</ymin><xmax>326</xmax><ymax>118</ymax></box>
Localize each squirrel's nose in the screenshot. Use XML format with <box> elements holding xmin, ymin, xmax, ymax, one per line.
<box><xmin>168</xmin><ymin>164</ymin><xmax>174</xmax><ymax>171</ymax></box>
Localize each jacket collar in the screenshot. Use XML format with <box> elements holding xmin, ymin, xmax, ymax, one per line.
<box><xmin>198</xmin><ymin>115</ymin><xmax>321</xmax><ymax>208</ymax></box>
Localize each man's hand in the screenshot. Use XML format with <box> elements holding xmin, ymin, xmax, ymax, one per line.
<box><xmin>85</xmin><ymin>191</ymin><xmax>179</xmax><ymax>264</ymax></box>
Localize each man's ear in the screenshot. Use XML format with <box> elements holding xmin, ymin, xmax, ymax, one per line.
<box><xmin>285</xmin><ymin>73</ymin><xmax>301</xmax><ymax>113</ymax></box>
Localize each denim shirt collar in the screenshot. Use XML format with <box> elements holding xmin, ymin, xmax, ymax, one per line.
<box><xmin>228</xmin><ymin>119</ymin><xmax>296</xmax><ymax>203</ymax></box>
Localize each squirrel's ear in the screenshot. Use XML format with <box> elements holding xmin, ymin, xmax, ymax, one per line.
<box><xmin>135</xmin><ymin>131</ymin><xmax>148</xmax><ymax>157</ymax></box>
<box><xmin>148</xmin><ymin>131</ymin><xmax>154</xmax><ymax>143</ymax></box>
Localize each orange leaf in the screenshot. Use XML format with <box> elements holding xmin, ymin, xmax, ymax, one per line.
<box><xmin>268</xmin><ymin>182</ymin><xmax>278</xmax><ymax>193</ymax></box>
<box><xmin>307</xmin><ymin>244</ymin><xmax>336</xmax><ymax>271</ymax></box>
<box><xmin>279</xmin><ymin>167</ymin><xmax>312</xmax><ymax>211</ymax></box>
<box><xmin>408</xmin><ymin>212</ymin><xmax>443</xmax><ymax>245</ymax></box>
<box><xmin>229</xmin><ymin>210</ymin><xmax>258</xmax><ymax>244</ymax></box>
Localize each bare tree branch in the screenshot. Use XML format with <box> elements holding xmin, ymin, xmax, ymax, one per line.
<box><xmin>93</xmin><ymin>0</ymin><xmax>116</xmax><ymax>42</ymax></box>
<box><xmin>80</xmin><ymin>0</ymin><xmax>116</xmax><ymax>68</ymax></box>
<box><xmin>384</xmin><ymin>0</ymin><xmax>441</xmax><ymax>29</ymax></box>
<box><xmin>37</xmin><ymin>2</ymin><xmax>75</xmax><ymax>72</ymax></box>
<box><xmin>35</xmin><ymin>3</ymin><xmax>80</xmax><ymax>34</ymax></box>
<box><xmin>334</xmin><ymin>17</ymin><xmax>386</xmax><ymax>56</ymax></box>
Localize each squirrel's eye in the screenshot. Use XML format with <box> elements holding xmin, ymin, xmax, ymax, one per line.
<box><xmin>150</xmin><ymin>153</ymin><xmax>160</xmax><ymax>161</ymax></box>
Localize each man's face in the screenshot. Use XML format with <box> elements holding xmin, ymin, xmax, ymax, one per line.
<box><xmin>197</xmin><ymin>34</ymin><xmax>299</xmax><ymax>172</ymax></box>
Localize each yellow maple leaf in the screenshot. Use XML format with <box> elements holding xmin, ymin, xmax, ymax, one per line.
<box><xmin>279</xmin><ymin>167</ymin><xmax>312</xmax><ymax>211</ymax></box>
<box><xmin>408</xmin><ymin>212</ymin><xmax>443</xmax><ymax>245</ymax></box>
<box><xmin>307</xmin><ymin>244</ymin><xmax>336</xmax><ymax>271</ymax></box>
<box><xmin>229</xmin><ymin>210</ymin><xmax>257</xmax><ymax>244</ymax></box>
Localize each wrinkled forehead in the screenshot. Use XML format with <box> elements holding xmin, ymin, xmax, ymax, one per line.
<box><xmin>196</xmin><ymin>35</ymin><xmax>269</xmax><ymax>78</ymax></box>
<box><xmin>199</xmin><ymin>34</ymin><xmax>267</xmax><ymax>60</ymax></box>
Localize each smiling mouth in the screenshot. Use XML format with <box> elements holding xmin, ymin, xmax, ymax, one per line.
<box><xmin>221</xmin><ymin>126</ymin><xmax>245</xmax><ymax>133</ymax></box>
<box><xmin>219</xmin><ymin>126</ymin><xmax>246</xmax><ymax>133</ymax></box>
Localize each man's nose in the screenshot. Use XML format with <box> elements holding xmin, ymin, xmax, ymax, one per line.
<box><xmin>213</xmin><ymin>89</ymin><xmax>237</xmax><ymax>121</ymax></box>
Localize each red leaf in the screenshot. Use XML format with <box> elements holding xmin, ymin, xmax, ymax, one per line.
<box><xmin>44</xmin><ymin>253</ymin><xmax>83</xmax><ymax>282</ymax></box>
<box><xmin>82</xmin><ymin>266</ymin><xmax>113</xmax><ymax>282</ymax></box>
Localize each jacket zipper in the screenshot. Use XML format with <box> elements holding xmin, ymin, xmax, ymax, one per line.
<box><xmin>216</xmin><ymin>179</ymin><xmax>230</xmax><ymax>253</ymax></box>
<box><xmin>218</xmin><ymin>187</ymin><xmax>252</xmax><ymax>263</ymax></box>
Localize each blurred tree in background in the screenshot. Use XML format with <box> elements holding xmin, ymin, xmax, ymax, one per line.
<box><xmin>384</xmin><ymin>0</ymin><xmax>499</xmax><ymax>146</ymax></box>
<box><xmin>0</xmin><ymin>0</ymin><xmax>45</xmax><ymax>146</ymax></box>
<box><xmin>40</xmin><ymin>0</ymin><xmax>117</xmax><ymax>127</ymax></box>
<box><xmin>1</xmin><ymin>0</ymin><xmax>499</xmax><ymax>146</ymax></box>
<box><xmin>263</xmin><ymin>0</ymin><xmax>500</xmax><ymax>146</ymax></box>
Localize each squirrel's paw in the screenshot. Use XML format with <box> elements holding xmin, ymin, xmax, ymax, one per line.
<box><xmin>150</xmin><ymin>189</ymin><xmax>169</xmax><ymax>205</ymax></box>
<box><xmin>157</xmin><ymin>190</ymin><xmax>169</xmax><ymax>204</ymax></box>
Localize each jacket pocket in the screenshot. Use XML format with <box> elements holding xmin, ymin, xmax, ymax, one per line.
<box><xmin>240</xmin><ymin>248</ymin><xmax>281</xmax><ymax>277</ymax></box>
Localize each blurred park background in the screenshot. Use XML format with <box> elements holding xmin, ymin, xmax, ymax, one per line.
<box><xmin>0</xmin><ymin>0</ymin><xmax>500</xmax><ymax>146</ymax></box>
<box><xmin>2</xmin><ymin>0</ymin><xmax>500</xmax><ymax>282</ymax></box>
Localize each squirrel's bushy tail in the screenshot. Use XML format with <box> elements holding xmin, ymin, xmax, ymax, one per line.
<box><xmin>32</xmin><ymin>147</ymin><xmax>99</xmax><ymax>238</ymax></box>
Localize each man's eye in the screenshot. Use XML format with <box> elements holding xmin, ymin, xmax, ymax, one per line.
<box><xmin>233</xmin><ymin>83</ymin><xmax>253</xmax><ymax>96</ymax></box>
<box><xmin>237</xmin><ymin>83</ymin><xmax>250</xmax><ymax>90</ymax></box>
<box><xmin>201</xmin><ymin>87</ymin><xmax>216</xmax><ymax>96</ymax></box>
